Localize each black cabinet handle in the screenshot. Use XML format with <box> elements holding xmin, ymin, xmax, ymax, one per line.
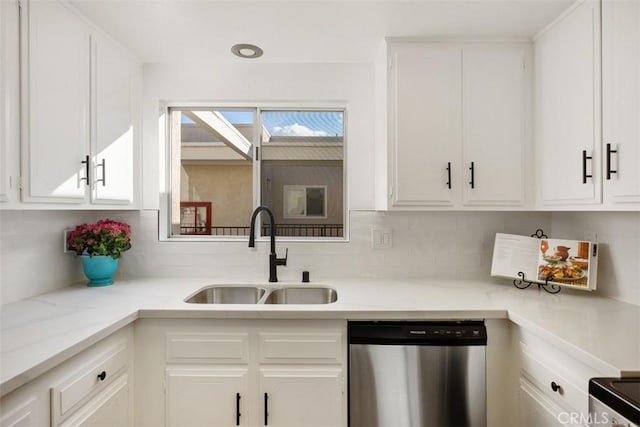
<box><xmin>97</xmin><ymin>371</ymin><xmax>107</xmax><ymax>381</ymax></box>
<box><xmin>96</xmin><ymin>158</ymin><xmax>106</xmax><ymax>186</ymax></box>
<box><xmin>469</xmin><ymin>161</ymin><xmax>475</xmax><ymax>189</ymax></box>
<box><xmin>606</xmin><ymin>143</ymin><xmax>618</xmax><ymax>180</ymax></box>
<box><xmin>236</xmin><ymin>393</ymin><xmax>241</xmax><ymax>426</ymax></box>
<box><xmin>446</xmin><ymin>162</ymin><xmax>451</xmax><ymax>189</ymax></box>
<box><xmin>582</xmin><ymin>150</ymin><xmax>593</xmax><ymax>184</ymax></box>
<box><xmin>80</xmin><ymin>155</ymin><xmax>90</xmax><ymax>186</ymax></box>
<box><xmin>551</xmin><ymin>381</ymin><xmax>561</xmax><ymax>393</ymax></box>
<box><xmin>264</xmin><ymin>392</ymin><xmax>268</xmax><ymax>425</ymax></box>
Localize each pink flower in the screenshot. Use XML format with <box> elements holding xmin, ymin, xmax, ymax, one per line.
<box><xmin>66</xmin><ymin>219</ymin><xmax>132</xmax><ymax>259</ymax></box>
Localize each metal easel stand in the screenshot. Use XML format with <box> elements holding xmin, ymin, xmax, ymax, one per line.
<box><xmin>512</xmin><ymin>229</ymin><xmax>562</xmax><ymax>294</ymax></box>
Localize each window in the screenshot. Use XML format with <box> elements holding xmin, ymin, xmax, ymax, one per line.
<box><xmin>283</xmin><ymin>185</ymin><xmax>327</xmax><ymax>218</ymax></box>
<box><xmin>166</xmin><ymin>107</ymin><xmax>345</xmax><ymax>240</ymax></box>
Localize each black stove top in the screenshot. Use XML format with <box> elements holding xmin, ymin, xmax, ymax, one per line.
<box><xmin>590</xmin><ymin>377</ymin><xmax>640</xmax><ymax>424</ymax></box>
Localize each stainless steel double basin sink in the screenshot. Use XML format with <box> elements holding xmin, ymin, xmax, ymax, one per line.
<box><xmin>184</xmin><ymin>284</ymin><xmax>338</xmax><ymax>305</ymax></box>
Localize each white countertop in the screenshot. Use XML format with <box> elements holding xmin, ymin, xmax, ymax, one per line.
<box><xmin>1</xmin><ymin>277</ymin><xmax>639</xmax><ymax>397</ymax></box>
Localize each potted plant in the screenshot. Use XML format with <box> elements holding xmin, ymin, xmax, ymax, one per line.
<box><xmin>67</xmin><ymin>219</ymin><xmax>132</xmax><ymax>286</ymax></box>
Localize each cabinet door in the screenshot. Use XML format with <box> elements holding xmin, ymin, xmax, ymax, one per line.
<box><xmin>59</xmin><ymin>374</ymin><xmax>130</xmax><ymax>427</ymax></box>
<box><xmin>260</xmin><ymin>367</ymin><xmax>343</xmax><ymax>427</ymax></box>
<box><xmin>91</xmin><ymin>34</ymin><xmax>135</xmax><ymax>205</ymax></box>
<box><xmin>389</xmin><ymin>43</ymin><xmax>462</xmax><ymax>207</ymax></box>
<box><xmin>21</xmin><ymin>0</ymin><xmax>90</xmax><ymax>202</ymax></box>
<box><xmin>166</xmin><ymin>368</ymin><xmax>248</xmax><ymax>427</ymax></box>
<box><xmin>462</xmin><ymin>45</ymin><xmax>528</xmax><ymax>206</ymax></box>
<box><xmin>0</xmin><ymin>398</ymin><xmax>38</xmax><ymax>427</ymax></box>
<box><xmin>535</xmin><ymin>0</ymin><xmax>601</xmax><ymax>206</ymax></box>
<box><xmin>519</xmin><ymin>379</ymin><xmax>565</xmax><ymax>427</ymax></box>
<box><xmin>0</xmin><ymin>0</ymin><xmax>20</xmax><ymax>203</ymax></box>
<box><xmin>602</xmin><ymin>0</ymin><xmax>640</xmax><ymax>204</ymax></box>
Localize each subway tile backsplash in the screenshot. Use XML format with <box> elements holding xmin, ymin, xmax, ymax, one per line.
<box><xmin>2</xmin><ymin>209</ymin><xmax>637</xmax><ymax>307</ymax></box>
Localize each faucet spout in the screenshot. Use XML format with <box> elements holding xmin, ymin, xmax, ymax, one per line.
<box><xmin>248</xmin><ymin>206</ymin><xmax>287</xmax><ymax>282</ymax></box>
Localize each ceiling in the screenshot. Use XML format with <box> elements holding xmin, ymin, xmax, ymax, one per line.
<box><xmin>70</xmin><ymin>0</ymin><xmax>573</xmax><ymax>64</ymax></box>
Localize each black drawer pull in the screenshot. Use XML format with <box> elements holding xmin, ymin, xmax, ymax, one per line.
<box><xmin>446</xmin><ymin>162</ymin><xmax>452</xmax><ymax>189</ymax></box>
<box><xmin>469</xmin><ymin>161</ymin><xmax>475</xmax><ymax>189</ymax></box>
<box><xmin>551</xmin><ymin>381</ymin><xmax>561</xmax><ymax>393</ymax></box>
<box><xmin>97</xmin><ymin>371</ymin><xmax>107</xmax><ymax>381</ymax></box>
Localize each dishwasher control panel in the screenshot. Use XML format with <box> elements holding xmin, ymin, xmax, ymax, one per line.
<box><xmin>348</xmin><ymin>320</ymin><xmax>487</xmax><ymax>346</ymax></box>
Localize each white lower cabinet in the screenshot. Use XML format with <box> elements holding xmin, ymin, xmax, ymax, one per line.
<box><xmin>0</xmin><ymin>326</ymin><xmax>133</xmax><ymax>427</ymax></box>
<box><xmin>58</xmin><ymin>373</ymin><xmax>130</xmax><ymax>427</ymax></box>
<box><xmin>514</xmin><ymin>327</ymin><xmax>616</xmax><ymax>427</ymax></box>
<box><xmin>260</xmin><ymin>368</ymin><xmax>343</xmax><ymax>427</ymax></box>
<box><xmin>519</xmin><ymin>377</ymin><xmax>565</xmax><ymax>427</ymax></box>
<box><xmin>134</xmin><ymin>319</ymin><xmax>346</xmax><ymax>427</ymax></box>
<box><xmin>0</xmin><ymin>397</ymin><xmax>40</xmax><ymax>427</ymax></box>
<box><xmin>166</xmin><ymin>368</ymin><xmax>249</xmax><ymax>427</ymax></box>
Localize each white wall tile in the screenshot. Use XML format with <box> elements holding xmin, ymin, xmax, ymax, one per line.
<box><xmin>551</xmin><ymin>211</ymin><xmax>640</xmax><ymax>306</ymax></box>
<box><xmin>17</xmin><ymin>208</ymin><xmax>640</xmax><ymax>307</ymax></box>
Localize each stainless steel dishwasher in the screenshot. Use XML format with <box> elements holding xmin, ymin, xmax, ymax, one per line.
<box><xmin>348</xmin><ymin>320</ymin><xmax>487</xmax><ymax>427</ymax></box>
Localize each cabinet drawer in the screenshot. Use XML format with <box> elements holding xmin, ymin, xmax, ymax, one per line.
<box><xmin>166</xmin><ymin>332</ymin><xmax>249</xmax><ymax>364</ymax></box>
<box><xmin>51</xmin><ymin>344</ymin><xmax>128</xmax><ymax>425</ymax></box>
<box><xmin>519</xmin><ymin>378</ymin><xmax>565</xmax><ymax>427</ymax></box>
<box><xmin>259</xmin><ymin>332</ymin><xmax>342</xmax><ymax>364</ymax></box>
<box><xmin>521</xmin><ymin>346</ymin><xmax>587</xmax><ymax>414</ymax></box>
<box><xmin>58</xmin><ymin>373</ymin><xmax>129</xmax><ymax>427</ymax></box>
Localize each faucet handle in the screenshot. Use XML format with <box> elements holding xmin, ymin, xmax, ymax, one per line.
<box><xmin>276</xmin><ymin>248</ymin><xmax>288</xmax><ymax>266</ymax></box>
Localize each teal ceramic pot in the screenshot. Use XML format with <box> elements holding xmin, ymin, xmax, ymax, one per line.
<box><xmin>80</xmin><ymin>256</ymin><xmax>119</xmax><ymax>286</ymax></box>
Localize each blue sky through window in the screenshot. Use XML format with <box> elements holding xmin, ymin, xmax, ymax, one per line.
<box><xmin>262</xmin><ymin>111</ymin><xmax>343</xmax><ymax>137</ymax></box>
<box><xmin>181</xmin><ymin>110</ymin><xmax>343</xmax><ymax>138</ymax></box>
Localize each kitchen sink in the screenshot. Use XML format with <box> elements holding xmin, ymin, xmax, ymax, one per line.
<box><xmin>184</xmin><ymin>286</ymin><xmax>267</xmax><ymax>304</ymax></box>
<box><xmin>263</xmin><ymin>286</ymin><xmax>338</xmax><ymax>304</ymax></box>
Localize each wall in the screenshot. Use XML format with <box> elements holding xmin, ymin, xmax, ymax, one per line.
<box><xmin>1</xmin><ymin>208</ymin><xmax>552</xmax><ymax>304</ymax></box>
<box><xmin>0</xmin><ymin>211</ymin><xmax>102</xmax><ymax>304</ymax></box>
<box><xmin>181</xmin><ymin>164</ymin><xmax>253</xmax><ymax>227</ymax></box>
<box><xmin>551</xmin><ymin>211</ymin><xmax>640</xmax><ymax>306</ymax></box>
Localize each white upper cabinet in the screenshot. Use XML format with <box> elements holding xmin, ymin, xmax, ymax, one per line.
<box><xmin>535</xmin><ymin>0</ymin><xmax>602</xmax><ymax>206</ymax></box>
<box><xmin>91</xmin><ymin>33</ymin><xmax>137</xmax><ymax>205</ymax></box>
<box><xmin>385</xmin><ymin>41</ymin><xmax>530</xmax><ymax>210</ymax></box>
<box><xmin>602</xmin><ymin>0</ymin><xmax>640</xmax><ymax>206</ymax></box>
<box><xmin>0</xmin><ymin>0</ymin><xmax>20</xmax><ymax>204</ymax></box>
<box><xmin>19</xmin><ymin>0</ymin><xmax>140</xmax><ymax>207</ymax></box>
<box><xmin>462</xmin><ymin>44</ymin><xmax>529</xmax><ymax>206</ymax></box>
<box><xmin>21</xmin><ymin>0</ymin><xmax>91</xmax><ymax>203</ymax></box>
<box><xmin>389</xmin><ymin>43</ymin><xmax>462</xmax><ymax>207</ymax></box>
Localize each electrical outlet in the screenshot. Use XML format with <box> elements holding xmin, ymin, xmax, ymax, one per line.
<box><xmin>371</xmin><ymin>228</ymin><xmax>393</xmax><ymax>249</ymax></box>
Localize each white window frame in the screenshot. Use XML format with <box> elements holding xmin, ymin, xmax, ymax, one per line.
<box><xmin>158</xmin><ymin>102</ymin><xmax>349</xmax><ymax>242</ymax></box>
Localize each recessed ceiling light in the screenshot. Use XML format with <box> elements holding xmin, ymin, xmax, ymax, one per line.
<box><xmin>231</xmin><ymin>43</ymin><xmax>263</xmax><ymax>59</ymax></box>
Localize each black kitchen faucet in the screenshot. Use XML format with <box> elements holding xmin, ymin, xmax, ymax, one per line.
<box><xmin>248</xmin><ymin>206</ymin><xmax>288</xmax><ymax>282</ymax></box>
